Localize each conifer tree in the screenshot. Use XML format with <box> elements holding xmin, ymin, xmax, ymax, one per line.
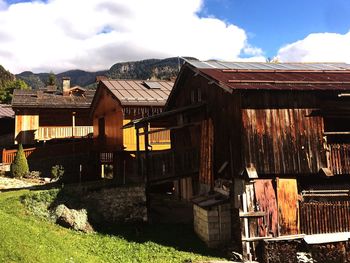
<box><xmin>10</xmin><ymin>144</ymin><xmax>29</xmax><ymax>178</ymax></box>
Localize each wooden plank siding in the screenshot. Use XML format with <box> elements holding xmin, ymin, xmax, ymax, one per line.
<box><xmin>328</xmin><ymin>144</ymin><xmax>350</xmax><ymax>175</ymax></box>
<box><xmin>199</xmin><ymin>118</ymin><xmax>214</xmax><ymax>186</ymax></box>
<box><xmin>300</xmin><ymin>201</ymin><xmax>350</xmax><ymax>234</ymax></box>
<box><xmin>122</xmin><ymin>120</ymin><xmax>170</xmax><ymax>151</ymax></box>
<box><xmin>277</xmin><ymin>178</ymin><xmax>299</xmax><ymax>235</ymax></box>
<box><xmin>15</xmin><ymin>115</ymin><xmax>39</xmax><ymax>144</ymax></box>
<box><xmin>254</xmin><ymin>179</ymin><xmax>279</xmax><ymax>237</ymax></box>
<box><xmin>242</xmin><ymin>109</ymin><xmax>326</xmax><ymax>175</ymax></box>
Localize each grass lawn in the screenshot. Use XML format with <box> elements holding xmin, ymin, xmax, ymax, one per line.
<box><xmin>0</xmin><ymin>188</ymin><xmax>226</xmax><ymax>263</ymax></box>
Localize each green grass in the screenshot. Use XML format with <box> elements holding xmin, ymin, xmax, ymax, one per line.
<box><xmin>0</xmin><ymin>189</ymin><xmax>225</xmax><ymax>263</ymax></box>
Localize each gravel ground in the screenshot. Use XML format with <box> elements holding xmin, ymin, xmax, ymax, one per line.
<box><xmin>0</xmin><ymin>176</ymin><xmax>44</xmax><ymax>190</ymax></box>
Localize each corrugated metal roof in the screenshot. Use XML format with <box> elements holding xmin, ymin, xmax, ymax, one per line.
<box><xmin>101</xmin><ymin>80</ymin><xmax>173</xmax><ymax>106</ymax></box>
<box><xmin>186</xmin><ymin>59</ymin><xmax>350</xmax><ymax>71</ymax></box>
<box><xmin>0</xmin><ymin>104</ymin><xmax>14</xmax><ymax>118</ymax></box>
<box><xmin>198</xmin><ymin>68</ymin><xmax>350</xmax><ymax>91</ymax></box>
<box><xmin>12</xmin><ymin>89</ymin><xmax>95</xmax><ymax>108</ymax></box>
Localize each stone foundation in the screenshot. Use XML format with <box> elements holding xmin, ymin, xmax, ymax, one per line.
<box><xmin>193</xmin><ymin>203</ymin><xmax>231</xmax><ymax>248</ymax></box>
<box><xmin>61</xmin><ymin>184</ymin><xmax>148</xmax><ymax>224</ymax></box>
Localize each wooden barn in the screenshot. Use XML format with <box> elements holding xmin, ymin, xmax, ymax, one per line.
<box><xmin>11</xmin><ymin>78</ymin><xmax>94</xmax><ymax>145</ymax></box>
<box><xmin>90</xmin><ymin>79</ymin><xmax>173</xmax><ymax>182</ymax></box>
<box><xmin>134</xmin><ymin>60</ymin><xmax>350</xmax><ymax>260</ymax></box>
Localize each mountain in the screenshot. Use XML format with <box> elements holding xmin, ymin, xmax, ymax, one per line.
<box><xmin>0</xmin><ymin>65</ymin><xmax>15</xmax><ymax>87</ymax></box>
<box><xmin>15</xmin><ymin>57</ymin><xmax>195</xmax><ymax>89</ymax></box>
<box><xmin>16</xmin><ymin>71</ymin><xmax>46</xmax><ymax>90</ymax></box>
<box><xmin>107</xmin><ymin>57</ymin><xmax>188</xmax><ymax>80</ymax></box>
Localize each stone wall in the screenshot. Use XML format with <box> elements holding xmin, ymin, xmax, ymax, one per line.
<box><xmin>82</xmin><ymin>184</ymin><xmax>147</xmax><ymax>223</ymax></box>
<box><xmin>193</xmin><ymin>203</ymin><xmax>231</xmax><ymax>248</ymax></box>
<box><xmin>60</xmin><ymin>184</ymin><xmax>147</xmax><ymax>224</ymax></box>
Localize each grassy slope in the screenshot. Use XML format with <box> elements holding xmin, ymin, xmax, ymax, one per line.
<box><xmin>0</xmin><ymin>190</ymin><xmax>223</xmax><ymax>263</ymax></box>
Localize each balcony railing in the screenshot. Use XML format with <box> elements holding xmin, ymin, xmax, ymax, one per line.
<box><xmin>2</xmin><ymin>147</ymin><xmax>36</xmax><ymax>165</ymax></box>
<box><xmin>35</xmin><ymin>126</ymin><xmax>93</xmax><ymax>141</ymax></box>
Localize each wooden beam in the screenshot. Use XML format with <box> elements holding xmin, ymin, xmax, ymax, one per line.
<box><xmin>138</xmin><ymin>121</ymin><xmax>202</xmax><ymax>135</ymax></box>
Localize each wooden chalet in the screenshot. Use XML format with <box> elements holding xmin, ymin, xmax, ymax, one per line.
<box><xmin>11</xmin><ymin>78</ymin><xmax>94</xmax><ymax>145</ymax></box>
<box><xmin>90</xmin><ymin>79</ymin><xmax>173</xmax><ymax>181</ymax></box>
<box><xmin>135</xmin><ymin>60</ymin><xmax>350</xmax><ymax>260</ymax></box>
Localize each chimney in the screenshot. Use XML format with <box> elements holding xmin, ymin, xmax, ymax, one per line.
<box><xmin>62</xmin><ymin>77</ymin><xmax>71</xmax><ymax>96</ymax></box>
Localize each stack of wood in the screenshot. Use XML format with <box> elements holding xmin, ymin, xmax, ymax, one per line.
<box><xmin>309</xmin><ymin>241</ymin><xmax>350</xmax><ymax>263</ymax></box>
<box><xmin>263</xmin><ymin>239</ymin><xmax>301</xmax><ymax>263</ymax></box>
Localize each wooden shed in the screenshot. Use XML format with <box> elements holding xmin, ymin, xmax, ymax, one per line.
<box><xmin>135</xmin><ymin>60</ymin><xmax>350</xmax><ymax>260</ymax></box>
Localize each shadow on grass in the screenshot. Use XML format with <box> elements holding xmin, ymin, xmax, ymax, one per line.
<box><xmin>94</xmin><ymin>222</ymin><xmax>225</xmax><ymax>258</ymax></box>
<box><xmin>18</xmin><ymin>181</ymin><xmax>227</xmax><ymax>259</ymax></box>
<box><xmin>0</xmin><ymin>181</ymin><xmax>60</xmax><ymax>193</ymax></box>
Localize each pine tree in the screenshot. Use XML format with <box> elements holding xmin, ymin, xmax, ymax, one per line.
<box><xmin>10</xmin><ymin>144</ymin><xmax>29</xmax><ymax>178</ymax></box>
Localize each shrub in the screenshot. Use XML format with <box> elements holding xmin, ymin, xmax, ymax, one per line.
<box><xmin>24</xmin><ymin>171</ymin><xmax>41</xmax><ymax>179</ymax></box>
<box><xmin>51</xmin><ymin>165</ymin><xmax>64</xmax><ymax>181</ymax></box>
<box><xmin>10</xmin><ymin>144</ymin><xmax>29</xmax><ymax>178</ymax></box>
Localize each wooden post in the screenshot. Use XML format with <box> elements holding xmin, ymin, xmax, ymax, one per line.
<box><xmin>2</xmin><ymin>148</ymin><xmax>6</xmax><ymax>164</ymax></box>
<box><xmin>144</xmin><ymin>125</ymin><xmax>150</xmax><ymax>184</ymax></box>
<box><xmin>136</xmin><ymin>126</ymin><xmax>142</xmax><ymax>179</ymax></box>
<box><xmin>72</xmin><ymin>112</ymin><xmax>76</xmax><ymax>138</ymax></box>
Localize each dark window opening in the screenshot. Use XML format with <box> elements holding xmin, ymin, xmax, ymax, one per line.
<box><xmin>98</xmin><ymin>117</ymin><xmax>105</xmax><ymax>138</ymax></box>
<box><xmin>324</xmin><ymin>117</ymin><xmax>350</xmax><ymax>143</ymax></box>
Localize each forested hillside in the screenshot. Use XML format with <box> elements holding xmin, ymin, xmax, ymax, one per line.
<box><xmin>0</xmin><ymin>65</ymin><xmax>29</xmax><ymax>104</ymax></box>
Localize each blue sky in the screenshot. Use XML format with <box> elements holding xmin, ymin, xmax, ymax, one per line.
<box><xmin>0</xmin><ymin>0</ymin><xmax>349</xmax><ymax>73</ymax></box>
<box><xmin>202</xmin><ymin>0</ymin><xmax>350</xmax><ymax>58</ymax></box>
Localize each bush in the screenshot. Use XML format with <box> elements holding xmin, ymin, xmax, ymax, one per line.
<box><xmin>24</xmin><ymin>171</ymin><xmax>41</xmax><ymax>179</ymax></box>
<box><xmin>51</xmin><ymin>165</ymin><xmax>64</xmax><ymax>181</ymax></box>
<box><xmin>10</xmin><ymin>144</ymin><xmax>29</xmax><ymax>178</ymax></box>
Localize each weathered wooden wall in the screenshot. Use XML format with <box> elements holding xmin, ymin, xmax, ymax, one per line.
<box><xmin>242</xmin><ymin>109</ymin><xmax>326</xmax><ymax>175</ymax></box>
<box><xmin>199</xmin><ymin>118</ymin><xmax>214</xmax><ymax>186</ymax></box>
<box><xmin>300</xmin><ymin>200</ymin><xmax>350</xmax><ymax>234</ymax></box>
<box><xmin>276</xmin><ymin>178</ymin><xmax>299</xmax><ymax>235</ymax></box>
<box><xmin>92</xmin><ymin>87</ymin><xmax>123</xmax><ymax>151</ymax></box>
<box><xmin>254</xmin><ymin>179</ymin><xmax>278</xmax><ymax>237</ymax></box>
<box><xmin>328</xmin><ymin>144</ymin><xmax>350</xmax><ymax>175</ymax></box>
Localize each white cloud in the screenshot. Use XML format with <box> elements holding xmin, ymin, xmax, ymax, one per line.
<box><xmin>277</xmin><ymin>31</ymin><xmax>350</xmax><ymax>63</ymax></box>
<box><xmin>0</xmin><ymin>0</ymin><xmax>263</xmax><ymax>73</ymax></box>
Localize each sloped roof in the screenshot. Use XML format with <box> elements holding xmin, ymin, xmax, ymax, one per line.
<box><xmin>186</xmin><ymin>60</ymin><xmax>350</xmax><ymax>91</ymax></box>
<box><xmin>99</xmin><ymin>80</ymin><xmax>173</xmax><ymax>106</ymax></box>
<box><xmin>187</xmin><ymin>60</ymin><xmax>350</xmax><ymax>71</ymax></box>
<box><xmin>12</xmin><ymin>89</ymin><xmax>95</xmax><ymax>109</ymax></box>
<box><xmin>0</xmin><ymin>104</ymin><xmax>14</xmax><ymax>118</ymax></box>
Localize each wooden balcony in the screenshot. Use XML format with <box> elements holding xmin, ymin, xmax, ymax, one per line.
<box><xmin>2</xmin><ymin>147</ymin><xmax>36</xmax><ymax>165</ymax></box>
<box><xmin>35</xmin><ymin>126</ymin><xmax>93</xmax><ymax>141</ymax></box>
<box><xmin>328</xmin><ymin>143</ymin><xmax>350</xmax><ymax>175</ymax></box>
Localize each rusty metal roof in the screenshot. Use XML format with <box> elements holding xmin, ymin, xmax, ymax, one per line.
<box><xmin>198</xmin><ymin>68</ymin><xmax>350</xmax><ymax>91</ymax></box>
<box><xmin>0</xmin><ymin>104</ymin><xmax>14</xmax><ymax>118</ymax></box>
<box><xmin>12</xmin><ymin>89</ymin><xmax>95</xmax><ymax>109</ymax></box>
<box><xmin>100</xmin><ymin>80</ymin><xmax>173</xmax><ymax>106</ymax></box>
<box><xmin>186</xmin><ymin>60</ymin><xmax>350</xmax><ymax>71</ymax></box>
